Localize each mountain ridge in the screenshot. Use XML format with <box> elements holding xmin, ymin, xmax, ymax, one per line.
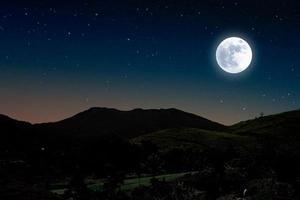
<box><xmin>0</xmin><ymin>107</ymin><xmax>297</xmax><ymax>127</ymax></box>
<box><xmin>34</xmin><ymin>107</ymin><xmax>226</xmax><ymax>138</ymax></box>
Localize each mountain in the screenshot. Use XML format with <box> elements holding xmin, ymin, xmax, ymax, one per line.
<box><xmin>0</xmin><ymin>114</ymin><xmax>31</xmax><ymax>128</ymax></box>
<box><xmin>35</xmin><ymin>107</ymin><xmax>226</xmax><ymax>138</ymax></box>
<box><xmin>230</xmin><ymin>109</ymin><xmax>300</xmax><ymax>136</ymax></box>
<box><xmin>0</xmin><ymin>114</ymin><xmax>32</xmax><ymax>137</ymax></box>
<box><xmin>0</xmin><ymin>114</ymin><xmax>33</xmax><ymax>152</ymax></box>
<box><xmin>1</xmin><ymin>107</ymin><xmax>299</xmax><ymax>143</ymax></box>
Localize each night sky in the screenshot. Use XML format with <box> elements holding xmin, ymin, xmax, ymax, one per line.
<box><xmin>0</xmin><ymin>0</ymin><xmax>299</xmax><ymax>125</ymax></box>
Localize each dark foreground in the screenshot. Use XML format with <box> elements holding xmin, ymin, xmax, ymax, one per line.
<box><xmin>0</xmin><ymin>108</ymin><xmax>299</xmax><ymax>199</ymax></box>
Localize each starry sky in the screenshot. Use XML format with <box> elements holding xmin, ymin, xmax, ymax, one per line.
<box><xmin>0</xmin><ymin>0</ymin><xmax>299</xmax><ymax>125</ymax></box>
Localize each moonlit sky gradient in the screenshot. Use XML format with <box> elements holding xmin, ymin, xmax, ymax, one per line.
<box><xmin>0</xmin><ymin>1</ymin><xmax>299</xmax><ymax>125</ymax></box>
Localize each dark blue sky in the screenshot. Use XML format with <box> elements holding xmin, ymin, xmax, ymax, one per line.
<box><xmin>0</xmin><ymin>0</ymin><xmax>299</xmax><ymax>124</ymax></box>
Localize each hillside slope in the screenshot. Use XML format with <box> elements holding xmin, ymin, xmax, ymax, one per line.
<box><xmin>36</xmin><ymin>107</ymin><xmax>226</xmax><ymax>138</ymax></box>
<box><xmin>132</xmin><ymin>128</ymin><xmax>253</xmax><ymax>152</ymax></box>
<box><xmin>231</xmin><ymin>109</ymin><xmax>300</xmax><ymax>136</ymax></box>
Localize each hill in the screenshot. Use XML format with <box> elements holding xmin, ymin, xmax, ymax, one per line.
<box><xmin>0</xmin><ymin>114</ymin><xmax>31</xmax><ymax>130</ymax></box>
<box><xmin>0</xmin><ymin>108</ymin><xmax>300</xmax><ymax>200</ymax></box>
<box><xmin>131</xmin><ymin>110</ymin><xmax>300</xmax><ymax>167</ymax></box>
<box><xmin>0</xmin><ymin>115</ymin><xmax>33</xmax><ymax>155</ymax></box>
<box><xmin>132</xmin><ymin>128</ymin><xmax>253</xmax><ymax>152</ymax></box>
<box><xmin>35</xmin><ymin>107</ymin><xmax>226</xmax><ymax>138</ymax></box>
<box><xmin>230</xmin><ymin>109</ymin><xmax>300</xmax><ymax>136</ymax></box>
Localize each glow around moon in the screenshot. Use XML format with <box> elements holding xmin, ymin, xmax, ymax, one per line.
<box><xmin>216</xmin><ymin>37</ymin><xmax>252</xmax><ymax>74</ymax></box>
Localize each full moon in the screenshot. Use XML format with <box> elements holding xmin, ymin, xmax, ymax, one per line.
<box><xmin>216</xmin><ymin>37</ymin><xmax>252</xmax><ymax>74</ymax></box>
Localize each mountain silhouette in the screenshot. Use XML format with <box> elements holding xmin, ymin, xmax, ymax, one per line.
<box><xmin>0</xmin><ymin>114</ymin><xmax>33</xmax><ymax>153</ymax></box>
<box><xmin>1</xmin><ymin>108</ymin><xmax>299</xmax><ymax>139</ymax></box>
<box><xmin>0</xmin><ymin>114</ymin><xmax>32</xmax><ymax>138</ymax></box>
<box><xmin>0</xmin><ymin>114</ymin><xmax>31</xmax><ymax>129</ymax></box>
<box><xmin>35</xmin><ymin>107</ymin><xmax>226</xmax><ymax>138</ymax></box>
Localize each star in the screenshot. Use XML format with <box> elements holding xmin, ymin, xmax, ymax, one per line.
<box><xmin>291</xmin><ymin>67</ymin><xmax>295</xmax><ymax>72</ymax></box>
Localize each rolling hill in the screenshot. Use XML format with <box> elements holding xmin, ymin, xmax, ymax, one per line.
<box><xmin>34</xmin><ymin>107</ymin><xmax>226</xmax><ymax>138</ymax></box>
<box><xmin>0</xmin><ymin>114</ymin><xmax>31</xmax><ymax>131</ymax></box>
<box><xmin>0</xmin><ymin>108</ymin><xmax>299</xmax><ymax>151</ymax></box>
<box><xmin>0</xmin><ymin>115</ymin><xmax>33</xmax><ymax>154</ymax></box>
<box><xmin>0</xmin><ymin>108</ymin><xmax>299</xmax><ymax>200</ymax></box>
<box><xmin>131</xmin><ymin>109</ymin><xmax>300</xmax><ymax>154</ymax></box>
<box><xmin>132</xmin><ymin>128</ymin><xmax>253</xmax><ymax>152</ymax></box>
<box><xmin>230</xmin><ymin>109</ymin><xmax>300</xmax><ymax>136</ymax></box>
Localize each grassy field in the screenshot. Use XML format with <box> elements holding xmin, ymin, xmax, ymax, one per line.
<box><xmin>51</xmin><ymin>171</ymin><xmax>197</xmax><ymax>195</ymax></box>
<box><xmin>132</xmin><ymin>128</ymin><xmax>253</xmax><ymax>151</ymax></box>
<box><xmin>230</xmin><ymin>109</ymin><xmax>300</xmax><ymax>135</ymax></box>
